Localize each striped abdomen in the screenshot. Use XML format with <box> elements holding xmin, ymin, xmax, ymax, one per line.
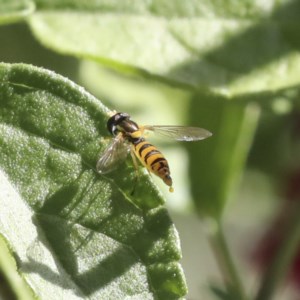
<box><xmin>133</xmin><ymin>139</ymin><xmax>173</xmax><ymax>191</ymax></box>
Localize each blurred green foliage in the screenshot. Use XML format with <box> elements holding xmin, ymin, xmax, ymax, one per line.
<box><xmin>1</xmin><ymin>0</ymin><xmax>300</xmax><ymax>299</ymax></box>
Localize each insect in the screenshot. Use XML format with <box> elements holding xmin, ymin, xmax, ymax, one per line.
<box><xmin>97</xmin><ymin>112</ymin><xmax>212</xmax><ymax>192</ymax></box>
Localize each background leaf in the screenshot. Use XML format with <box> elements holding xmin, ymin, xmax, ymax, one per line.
<box><xmin>0</xmin><ymin>0</ymin><xmax>35</xmax><ymax>25</ymax></box>
<box><xmin>24</xmin><ymin>0</ymin><xmax>300</xmax><ymax>93</ymax></box>
<box><xmin>0</xmin><ymin>63</ymin><xmax>187</xmax><ymax>299</ymax></box>
<box><xmin>186</xmin><ymin>91</ymin><xmax>260</xmax><ymax>219</ymax></box>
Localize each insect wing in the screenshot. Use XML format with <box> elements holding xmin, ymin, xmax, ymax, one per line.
<box><xmin>96</xmin><ymin>135</ymin><xmax>130</xmax><ymax>174</ymax></box>
<box><xmin>143</xmin><ymin>125</ymin><xmax>212</xmax><ymax>141</ymax></box>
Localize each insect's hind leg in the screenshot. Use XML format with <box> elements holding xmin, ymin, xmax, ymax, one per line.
<box><xmin>130</xmin><ymin>148</ymin><xmax>140</xmax><ymax>195</ymax></box>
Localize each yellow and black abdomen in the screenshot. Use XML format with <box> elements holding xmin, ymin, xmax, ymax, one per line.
<box><xmin>133</xmin><ymin>139</ymin><xmax>173</xmax><ymax>192</ymax></box>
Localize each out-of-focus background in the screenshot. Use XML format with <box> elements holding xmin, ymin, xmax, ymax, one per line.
<box><xmin>2</xmin><ymin>1</ymin><xmax>300</xmax><ymax>298</ymax></box>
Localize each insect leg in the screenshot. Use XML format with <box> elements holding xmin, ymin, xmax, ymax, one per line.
<box><xmin>130</xmin><ymin>147</ymin><xmax>140</xmax><ymax>195</ymax></box>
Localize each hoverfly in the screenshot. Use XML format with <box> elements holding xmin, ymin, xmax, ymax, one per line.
<box><xmin>97</xmin><ymin>112</ymin><xmax>212</xmax><ymax>192</ymax></box>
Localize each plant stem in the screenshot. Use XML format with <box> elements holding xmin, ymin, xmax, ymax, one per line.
<box><xmin>207</xmin><ymin>219</ymin><xmax>247</xmax><ymax>300</ymax></box>
<box><xmin>255</xmin><ymin>201</ymin><xmax>300</xmax><ymax>300</ymax></box>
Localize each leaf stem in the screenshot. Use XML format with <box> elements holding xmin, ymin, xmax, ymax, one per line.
<box><xmin>207</xmin><ymin>219</ymin><xmax>247</xmax><ymax>300</ymax></box>
<box><xmin>255</xmin><ymin>201</ymin><xmax>300</xmax><ymax>300</ymax></box>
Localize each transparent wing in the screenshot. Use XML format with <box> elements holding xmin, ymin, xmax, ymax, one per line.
<box><xmin>143</xmin><ymin>125</ymin><xmax>212</xmax><ymax>141</ymax></box>
<box><xmin>96</xmin><ymin>135</ymin><xmax>130</xmax><ymax>174</ymax></box>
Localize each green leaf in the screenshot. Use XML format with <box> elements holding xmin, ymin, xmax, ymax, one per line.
<box><xmin>186</xmin><ymin>91</ymin><xmax>260</xmax><ymax>219</ymax></box>
<box><xmin>0</xmin><ymin>63</ymin><xmax>187</xmax><ymax>299</ymax></box>
<box><xmin>0</xmin><ymin>0</ymin><xmax>35</xmax><ymax>25</ymax></box>
<box><xmin>0</xmin><ymin>234</ymin><xmax>34</xmax><ymax>300</ymax></box>
<box><xmin>27</xmin><ymin>1</ymin><xmax>300</xmax><ymax>93</ymax></box>
<box><xmin>209</xmin><ymin>283</ymin><xmax>242</xmax><ymax>300</ymax></box>
<box><xmin>33</xmin><ymin>0</ymin><xmax>277</xmax><ymax>17</ymax></box>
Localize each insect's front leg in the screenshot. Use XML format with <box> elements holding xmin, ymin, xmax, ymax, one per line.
<box><xmin>130</xmin><ymin>147</ymin><xmax>140</xmax><ymax>195</ymax></box>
